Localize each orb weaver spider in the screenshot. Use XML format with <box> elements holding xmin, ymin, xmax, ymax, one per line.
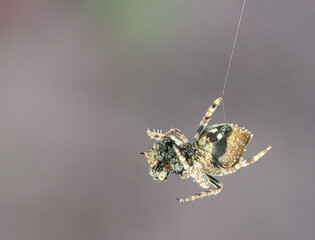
<box><xmin>142</xmin><ymin>97</ymin><xmax>271</xmax><ymax>202</ymax></box>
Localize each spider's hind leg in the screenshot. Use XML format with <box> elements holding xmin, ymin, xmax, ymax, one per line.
<box><xmin>223</xmin><ymin>146</ymin><xmax>272</xmax><ymax>174</ymax></box>
<box><xmin>177</xmin><ymin>180</ymin><xmax>223</xmax><ymax>203</ymax></box>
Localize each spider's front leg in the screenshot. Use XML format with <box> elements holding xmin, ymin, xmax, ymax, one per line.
<box><xmin>173</xmin><ymin>145</ymin><xmax>191</xmax><ymax>178</ymax></box>
<box><xmin>146</xmin><ymin>128</ymin><xmax>189</xmax><ymax>146</ymax></box>
<box><xmin>194</xmin><ymin>97</ymin><xmax>222</xmax><ymax>141</ymax></box>
<box><xmin>173</xmin><ymin>145</ymin><xmax>223</xmax><ymax>202</ymax></box>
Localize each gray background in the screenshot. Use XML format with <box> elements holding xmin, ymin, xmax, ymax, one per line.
<box><xmin>0</xmin><ymin>0</ymin><xmax>314</xmax><ymax>240</ymax></box>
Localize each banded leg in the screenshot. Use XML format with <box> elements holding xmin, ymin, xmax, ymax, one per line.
<box><xmin>177</xmin><ymin>182</ymin><xmax>223</xmax><ymax>203</ymax></box>
<box><xmin>173</xmin><ymin>145</ymin><xmax>190</xmax><ymax>176</ymax></box>
<box><xmin>222</xmin><ymin>146</ymin><xmax>272</xmax><ymax>175</ymax></box>
<box><xmin>194</xmin><ymin>97</ymin><xmax>222</xmax><ymax>140</ymax></box>
<box><xmin>146</xmin><ymin>128</ymin><xmax>189</xmax><ymax>146</ymax></box>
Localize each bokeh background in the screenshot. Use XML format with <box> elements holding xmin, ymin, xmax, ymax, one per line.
<box><xmin>0</xmin><ymin>0</ymin><xmax>314</xmax><ymax>240</ymax></box>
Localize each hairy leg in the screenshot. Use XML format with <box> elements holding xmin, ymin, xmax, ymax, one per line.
<box><xmin>177</xmin><ymin>182</ymin><xmax>223</xmax><ymax>203</ymax></box>
<box><xmin>194</xmin><ymin>97</ymin><xmax>222</xmax><ymax>141</ymax></box>
<box><xmin>222</xmin><ymin>146</ymin><xmax>272</xmax><ymax>175</ymax></box>
<box><xmin>173</xmin><ymin>145</ymin><xmax>190</xmax><ymax>176</ymax></box>
<box><xmin>146</xmin><ymin>128</ymin><xmax>189</xmax><ymax>146</ymax></box>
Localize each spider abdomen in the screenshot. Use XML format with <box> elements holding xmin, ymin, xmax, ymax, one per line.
<box><xmin>198</xmin><ymin>124</ymin><xmax>253</xmax><ymax>174</ymax></box>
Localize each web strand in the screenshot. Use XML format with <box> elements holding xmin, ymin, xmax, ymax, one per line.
<box><xmin>221</xmin><ymin>0</ymin><xmax>247</xmax><ymax>122</ymax></box>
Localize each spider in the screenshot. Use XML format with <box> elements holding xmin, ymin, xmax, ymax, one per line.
<box><xmin>142</xmin><ymin>97</ymin><xmax>271</xmax><ymax>202</ymax></box>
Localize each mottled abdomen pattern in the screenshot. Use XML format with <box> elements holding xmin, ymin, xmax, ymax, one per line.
<box><xmin>216</xmin><ymin>124</ymin><xmax>252</xmax><ymax>168</ymax></box>
<box><xmin>198</xmin><ymin>124</ymin><xmax>253</xmax><ymax>175</ymax></box>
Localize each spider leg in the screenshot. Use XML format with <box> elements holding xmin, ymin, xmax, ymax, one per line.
<box><xmin>194</xmin><ymin>97</ymin><xmax>222</xmax><ymax>141</ymax></box>
<box><xmin>177</xmin><ymin>180</ymin><xmax>223</xmax><ymax>203</ymax></box>
<box><xmin>146</xmin><ymin>128</ymin><xmax>189</xmax><ymax>146</ymax></box>
<box><xmin>173</xmin><ymin>145</ymin><xmax>190</xmax><ymax>174</ymax></box>
<box><xmin>222</xmin><ymin>146</ymin><xmax>272</xmax><ymax>175</ymax></box>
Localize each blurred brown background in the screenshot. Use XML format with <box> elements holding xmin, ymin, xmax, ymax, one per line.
<box><xmin>0</xmin><ymin>1</ymin><xmax>314</xmax><ymax>240</ymax></box>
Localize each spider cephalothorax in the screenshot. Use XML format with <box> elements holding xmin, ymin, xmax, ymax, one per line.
<box><xmin>142</xmin><ymin>97</ymin><xmax>271</xmax><ymax>202</ymax></box>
